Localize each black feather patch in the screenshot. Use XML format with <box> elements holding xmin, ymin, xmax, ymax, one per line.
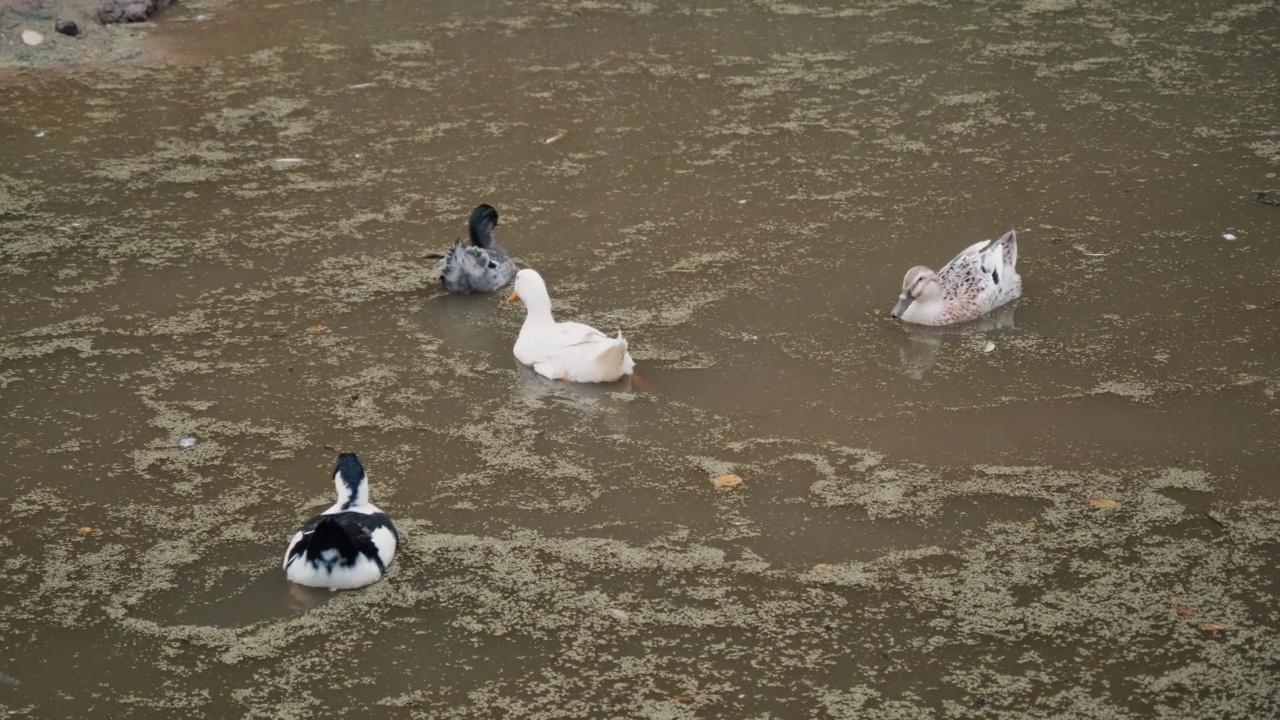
<box><xmin>290</xmin><ymin>511</ymin><xmax>396</xmax><ymax>573</ymax></box>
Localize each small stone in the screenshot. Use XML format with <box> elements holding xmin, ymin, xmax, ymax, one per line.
<box><xmin>179</xmin><ymin>437</ymin><xmax>197</xmax><ymax>448</ymax></box>
<box><xmin>983</xmin><ymin>342</ymin><xmax>996</xmax><ymax>353</ymax></box>
<box><xmin>1222</xmin><ymin>233</ymin><xmax>1237</xmax><ymax>241</ymax></box>
<box><xmin>55</xmin><ymin>20</ymin><xmax>79</xmax><ymax>36</ymax></box>
<box><xmin>21</xmin><ymin>30</ymin><xmax>44</xmax><ymax>46</ymax></box>
<box><xmin>607</xmin><ymin>608</ymin><xmax>630</xmax><ymax>623</ymax></box>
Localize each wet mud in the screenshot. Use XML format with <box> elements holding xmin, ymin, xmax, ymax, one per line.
<box><xmin>1</xmin><ymin>0</ymin><xmax>1279</xmax><ymax>717</ymax></box>
<box><xmin>1</xmin><ymin>0</ymin><xmax>206</xmax><ymax>70</ymax></box>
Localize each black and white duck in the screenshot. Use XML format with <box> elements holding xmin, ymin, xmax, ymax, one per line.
<box><xmin>282</xmin><ymin>453</ymin><xmax>398</xmax><ymax>591</ymax></box>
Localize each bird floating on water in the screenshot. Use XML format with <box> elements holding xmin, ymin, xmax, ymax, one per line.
<box><xmin>283</xmin><ymin>453</ymin><xmax>398</xmax><ymax>591</ymax></box>
<box><xmin>437</xmin><ymin>204</ymin><xmax>516</xmax><ymax>294</ymax></box>
<box><xmin>890</xmin><ymin>230</ymin><xmax>1022</xmax><ymax>326</ymax></box>
<box><xmin>508</xmin><ymin>268</ymin><xmax>635</xmax><ymax>383</ymax></box>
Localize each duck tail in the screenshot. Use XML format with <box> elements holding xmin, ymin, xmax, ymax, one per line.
<box><xmin>994</xmin><ymin>229</ymin><xmax>1017</xmax><ymax>268</ymax></box>
<box><xmin>592</xmin><ymin>332</ymin><xmax>628</xmax><ymax>366</ymax></box>
<box><xmin>440</xmin><ymin>242</ymin><xmax>486</xmax><ymax>288</ymax></box>
<box><xmin>306</xmin><ymin>516</ymin><xmax>357</xmax><ymax>561</ymax></box>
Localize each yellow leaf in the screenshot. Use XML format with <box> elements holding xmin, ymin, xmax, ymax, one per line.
<box><xmin>695</xmin><ymin>73</ymin><xmax>711</xmax><ymax>80</ymax></box>
<box><xmin>306</xmin><ymin>325</ymin><xmax>329</xmax><ymax>334</ymax></box>
<box><xmin>1089</xmin><ymin>497</ymin><xmax>1117</xmax><ymax>508</ymax></box>
<box><xmin>711</xmin><ymin>473</ymin><xmax>743</xmax><ymax>489</ymax></box>
<box><xmin>77</xmin><ymin>526</ymin><xmax>92</xmax><ymax>535</ymax></box>
<box><xmin>674</xmin><ymin>694</ymin><xmax>695</xmax><ymax>704</ymax></box>
<box><xmin>1200</xmin><ymin>621</ymin><xmax>1225</xmax><ymax>631</ymax></box>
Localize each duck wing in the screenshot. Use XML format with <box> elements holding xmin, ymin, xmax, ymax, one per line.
<box><xmin>935</xmin><ymin>231</ymin><xmax>1021</xmax><ymax>318</ymax></box>
<box><xmin>440</xmin><ymin>243</ymin><xmax>517</xmax><ymax>293</ymax></box>
<box><xmin>286</xmin><ymin>512</ymin><xmax>388</xmax><ymax>571</ymax></box>
<box><xmin>527</xmin><ymin>325</ymin><xmax>632</xmax><ymax>382</ymax></box>
<box><xmin>521</xmin><ymin>322</ymin><xmax>610</xmax><ymax>363</ymax></box>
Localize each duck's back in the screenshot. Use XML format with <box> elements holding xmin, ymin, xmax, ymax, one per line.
<box><xmin>284</xmin><ymin>510</ymin><xmax>397</xmax><ymax>590</ymax></box>
<box><xmin>517</xmin><ymin>321</ymin><xmax>634</xmax><ymax>382</ymax></box>
<box><xmin>441</xmin><ymin>243</ymin><xmax>517</xmax><ymax>293</ymax></box>
<box><xmin>937</xmin><ymin>237</ymin><xmax>1021</xmax><ymax>323</ymax></box>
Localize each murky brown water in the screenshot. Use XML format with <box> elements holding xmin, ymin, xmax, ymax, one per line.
<box><xmin>3</xmin><ymin>0</ymin><xmax>1279</xmax><ymax>716</ymax></box>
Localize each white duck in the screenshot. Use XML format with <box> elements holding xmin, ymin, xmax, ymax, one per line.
<box><xmin>890</xmin><ymin>230</ymin><xmax>1022</xmax><ymax>326</ymax></box>
<box><xmin>282</xmin><ymin>453</ymin><xmax>398</xmax><ymax>591</ymax></box>
<box><xmin>507</xmin><ymin>268</ymin><xmax>635</xmax><ymax>383</ymax></box>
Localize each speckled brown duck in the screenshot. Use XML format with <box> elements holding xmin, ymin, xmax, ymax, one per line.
<box><xmin>891</xmin><ymin>230</ymin><xmax>1022</xmax><ymax>326</ymax></box>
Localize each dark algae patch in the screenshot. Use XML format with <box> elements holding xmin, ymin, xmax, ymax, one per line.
<box><xmin>1</xmin><ymin>0</ymin><xmax>1279</xmax><ymax>717</ymax></box>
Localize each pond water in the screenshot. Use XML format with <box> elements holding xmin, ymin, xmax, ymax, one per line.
<box><xmin>1</xmin><ymin>0</ymin><xmax>1278</xmax><ymax>716</ymax></box>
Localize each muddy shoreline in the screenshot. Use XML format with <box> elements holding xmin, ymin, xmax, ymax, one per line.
<box><xmin>0</xmin><ymin>0</ymin><xmax>213</xmax><ymax>69</ymax></box>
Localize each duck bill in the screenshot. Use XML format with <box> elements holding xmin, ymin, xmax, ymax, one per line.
<box><xmin>507</xmin><ymin>291</ymin><xmax>520</xmax><ymax>303</ymax></box>
<box><xmin>890</xmin><ymin>294</ymin><xmax>913</xmax><ymax>318</ymax></box>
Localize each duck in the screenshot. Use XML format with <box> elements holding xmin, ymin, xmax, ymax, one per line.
<box><xmin>890</xmin><ymin>229</ymin><xmax>1022</xmax><ymax>326</ymax></box>
<box><xmin>507</xmin><ymin>268</ymin><xmax>636</xmax><ymax>383</ymax></box>
<box><xmin>283</xmin><ymin>453</ymin><xmax>398</xmax><ymax>591</ymax></box>
<box><xmin>437</xmin><ymin>204</ymin><xmax>516</xmax><ymax>294</ymax></box>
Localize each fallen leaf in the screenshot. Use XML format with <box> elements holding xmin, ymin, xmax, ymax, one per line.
<box><xmin>696</xmin><ymin>72</ymin><xmax>711</xmax><ymax>80</ymax></box>
<box><xmin>1200</xmin><ymin>621</ymin><xmax>1226</xmax><ymax>632</ymax></box>
<box><xmin>77</xmin><ymin>526</ymin><xmax>92</xmax><ymax>535</ymax></box>
<box><xmin>1175</xmin><ymin>604</ymin><xmax>1195</xmax><ymax>617</ymax></box>
<box><xmin>712</xmin><ymin>473</ymin><xmax>743</xmax><ymax>489</ymax></box>
<box><xmin>22</xmin><ymin>30</ymin><xmax>44</xmax><ymax>46</ymax></box>
<box><xmin>544</xmin><ymin>131</ymin><xmax>566</xmax><ymax>144</ymax></box>
<box><xmin>813</xmin><ymin>563</ymin><xmax>835</xmax><ymax>574</ymax></box>
<box><xmin>1089</xmin><ymin>497</ymin><xmax>1117</xmax><ymax>508</ymax></box>
<box><xmin>674</xmin><ymin>694</ymin><xmax>695</xmax><ymax>704</ymax></box>
<box><xmin>307</xmin><ymin>325</ymin><xmax>329</xmax><ymax>334</ymax></box>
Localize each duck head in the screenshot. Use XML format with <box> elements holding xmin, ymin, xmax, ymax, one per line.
<box><xmin>891</xmin><ymin>266</ymin><xmax>941</xmax><ymax>318</ymax></box>
<box><xmin>333</xmin><ymin>452</ymin><xmax>370</xmax><ymax>509</ymax></box>
<box><xmin>468</xmin><ymin>204</ymin><xmax>504</xmax><ymax>248</ymax></box>
<box><xmin>507</xmin><ymin>268</ymin><xmax>554</xmax><ymax>322</ymax></box>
